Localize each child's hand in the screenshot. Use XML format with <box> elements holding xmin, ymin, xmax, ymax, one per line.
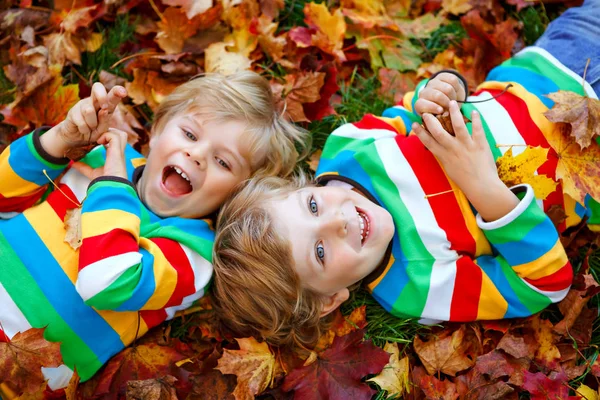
<box><xmin>413</xmin><ymin>101</ymin><xmax>519</xmax><ymax>221</ymax></box>
<box><xmin>72</xmin><ymin>128</ymin><xmax>129</xmax><ymax>181</ymax></box>
<box><xmin>414</xmin><ymin>73</ymin><xmax>466</xmax><ymax>116</ymax></box>
<box><xmin>40</xmin><ymin>83</ymin><xmax>127</xmax><ymax>159</ymax></box>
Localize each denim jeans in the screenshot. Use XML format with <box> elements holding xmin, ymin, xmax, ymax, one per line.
<box><xmin>535</xmin><ymin>0</ymin><xmax>600</xmax><ymax>94</ymax></box>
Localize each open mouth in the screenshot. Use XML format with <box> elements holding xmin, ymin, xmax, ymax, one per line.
<box><xmin>356</xmin><ymin>207</ymin><xmax>370</xmax><ymax>246</ymax></box>
<box><xmin>162</xmin><ymin>166</ymin><xmax>193</xmax><ymax>195</ymax></box>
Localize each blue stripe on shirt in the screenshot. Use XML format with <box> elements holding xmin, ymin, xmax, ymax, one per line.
<box><xmin>491</xmin><ymin>217</ymin><xmax>558</xmax><ymax>266</ymax></box>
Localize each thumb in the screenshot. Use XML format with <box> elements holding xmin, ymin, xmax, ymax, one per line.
<box><xmin>71</xmin><ymin>161</ymin><xmax>99</xmax><ymax>180</ymax></box>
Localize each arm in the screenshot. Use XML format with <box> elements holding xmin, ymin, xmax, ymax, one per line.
<box><xmin>74</xmin><ymin>130</ymin><xmax>213</xmax><ymax>311</ymax></box>
<box><xmin>0</xmin><ymin>127</ymin><xmax>70</xmax><ymax>213</ymax></box>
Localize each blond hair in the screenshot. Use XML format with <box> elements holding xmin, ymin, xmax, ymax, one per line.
<box><xmin>212</xmin><ymin>175</ymin><xmax>334</xmax><ymax>349</ymax></box>
<box><xmin>152</xmin><ymin>71</ymin><xmax>308</xmax><ymax>177</ymax></box>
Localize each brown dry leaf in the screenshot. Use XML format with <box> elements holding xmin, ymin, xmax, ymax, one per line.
<box><xmin>304</xmin><ymin>2</ymin><xmax>346</xmax><ymax>61</ymax></box>
<box><xmin>378</xmin><ymin>69</ymin><xmax>417</xmax><ymax>104</ymax></box>
<box><xmin>126</xmin><ymin>376</ymin><xmax>179</xmax><ymax>400</ymax></box>
<box><xmin>255</xmin><ymin>15</ymin><xmax>289</xmax><ymax>66</ymax></box>
<box><xmin>545</xmin><ymin>91</ymin><xmax>600</xmax><ymax>149</ymax></box>
<box><xmin>366</xmin><ymin>342</ymin><xmax>411</xmax><ymax>398</ymax></box>
<box><xmin>554</xmin><ymin>273</ymin><xmax>600</xmax><ymax>336</ymax></box>
<box><xmin>44</xmin><ymin>31</ymin><xmax>84</xmax><ymax>66</ymax></box>
<box><xmin>60</xmin><ymin>4</ymin><xmax>99</xmax><ymax>34</ymax></box>
<box><xmin>496</xmin><ymin>146</ymin><xmax>558</xmax><ymax>200</ymax></box>
<box><xmin>280</xmin><ymin>71</ymin><xmax>325</xmax><ymax>122</ymax></box>
<box><xmin>205</xmin><ymin>41</ymin><xmax>252</xmax><ymax>76</ymax></box>
<box><xmin>65</xmin><ymin>370</ymin><xmax>80</xmax><ymax>400</ymax></box>
<box><xmin>474</xmin><ymin>350</ymin><xmax>529</xmax><ymax>386</ymax></box>
<box><xmin>155</xmin><ymin>7</ymin><xmax>203</xmax><ymax>54</ymax></box>
<box><xmin>442</xmin><ymin>0</ymin><xmax>473</xmax><ymax>15</ymax></box>
<box><xmin>64</xmin><ymin>207</ymin><xmax>82</xmax><ymax>250</ymax></box>
<box><xmin>162</xmin><ymin>0</ymin><xmax>213</xmax><ymax>19</ymax></box>
<box><xmin>531</xmin><ymin>315</ymin><xmax>561</xmax><ymax>370</ymax></box>
<box><xmin>308</xmin><ymin>149</ymin><xmax>322</xmax><ymax>172</ymax></box>
<box><xmin>0</xmin><ymin>328</ymin><xmax>63</xmax><ymax>395</ymax></box>
<box><xmin>215</xmin><ymin>337</ymin><xmax>277</xmax><ymax>400</ymax></box>
<box><xmin>544</xmin><ymin>123</ymin><xmax>600</xmax><ymax>205</ymax></box>
<box><xmin>414</xmin><ymin>325</ymin><xmax>482</xmax><ymax>377</ymax></box>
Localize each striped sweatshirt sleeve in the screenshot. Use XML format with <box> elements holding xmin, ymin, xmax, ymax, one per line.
<box><xmin>443</xmin><ymin>184</ymin><xmax>572</xmax><ymax>322</ymax></box>
<box><xmin>0</xmin><ymin>128</ymin><xmax>69</xmax><ymax>213</ymax></box>
<box><xmin>76</xmin><ymin>178</ymin><xmax>213</xmax><ymax>312</ymax></box>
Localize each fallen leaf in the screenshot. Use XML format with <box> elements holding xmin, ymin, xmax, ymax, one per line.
<box><xmin>275</xmin><ymin>71</ymin><xmax>325</xmax><ymax>122</ymax></box>
<box><xmin>0</xmin><ymin>328</ymin><xmax>63</xmax><ymax>396</ymax></box>
<box><xmin>304</xmin><ymin>3</ymin><xmax>346</xmax><ymax>61</ymax></box>
<box><xmin>215</xmin><ymin>337</ymin><xmax>277</xmax><ymax>400</ymax></box>
<box><xmin>497</xmin><ymin>328</ymin><xmax>536</xmax><ymax>360</ymax></box>
<box><xmin>543</xmin><ymin>122</ymin><xmax>600</xmax><ymax>205</ymax></box>
<box><xmin>474</xmin><ymin>350</ymin><xmax>529</xmax><ymax>386</ymax></box>
<box><xmin>531</xmin><ymin>316</ymin><xmax>561</xmax><ymax>370</ymax></box>
<box><xmin>366</xmin><ymin>342</ymin><xmax>411</xmax><ymax>398</ymax></box>
<box><xmin>155</xmin><ymin>7</ymin><xmax>203</xmax><ymax>54</ymax></box>
<box><xmin>414</xmin><ymin>325</ymin><xmax>482</xmax><ymax>377</ymax></box>
<box><xmin>308</xmin><ymin>149</ymin><xmax>322</xmax><ymax>172</ymax></box>
<box><xmin>64</xmin><ymin>207</ymin><xmax>82</xmax><ymax>250</ymax></box>
<box><xmin>442</xmin><ymin>0</ymin><xmax>473</xmax><ymax>15</ymax></box>
<box><xmin>283</xmin><ymin>329</ymin><xmax>389</xmax><ymax>400</ymax></box>
<box><xmin>576</xmin><ymin>384</ymin><xmax>598</xmax><ymax>400</ymax></box>
<box><xmin>44</xmin><ymin>31</ymin><xmax>84</xmax><ymax>66</ymax></box>
<box><xmin>65</xmin><ymin>370</ymin><xmax>80</xmax><ymax>400</ymax></box>
<box><xmin>545</xmin><ymin>91</ymin><xmax>600</xmax><ymax>149</ymax></box>
<box><xmin>378</xmin><ymin>68</ymin><xmax>417</xmax><ymax>104</ymax></box>
<box><xmin>455</xmin><ymin>367</ymin><xmax>515</xmax><ymax>400</ymax></box>
<box><xmin>162</xmin><ymin>0</ymin><xmax>213</xmax><ymax>19</ymax></box>
<box><xmin>126</xmin><ymin>376</ymin><xmax>179</xmax><ymax>400</ymax></box>
<box><xmin>60</xmin><ymin>4</ymin><xmax>100</xmax><ymax>34</ymax></box>
<box><xmin>522</xmin><ymin>370</ymin><xmax>569</xmax><ymax>400</ymax></box>
<box><xmin>496</xmin><ymin>146</ymin><xmax>558</xmax><ymax>200</ymax></box>
<box><xmin>204</xmin><ymin>41</ymin><xmax>252</xmax><ymax>76</ymax></box>
<box><xmin>412</xmin><ymin>365</ymin><xmax>458</xmax><ymax>400</ymax></box>
<box><xmin>254</xmin><ymin>15</ymin><xmax>287</xmax><ymax>65</ymax></box>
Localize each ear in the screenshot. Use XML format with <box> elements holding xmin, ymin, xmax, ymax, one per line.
<box><xmin>319</xmin><ymin>288</ymin><xmax>350</xmax><ymax>318</ymax></box>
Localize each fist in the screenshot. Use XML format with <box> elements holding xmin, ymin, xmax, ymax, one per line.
<box><xmin>415</xmin><ymin>72</ymin><xmax>466</xmax><ymax>116</ymax></box>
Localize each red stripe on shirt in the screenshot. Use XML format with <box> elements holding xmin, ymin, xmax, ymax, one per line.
<box><xmin>450</xmin><ymin>257</ymin><xmax>482</xmax><ymax>320</ymax></box>
<box><xmin>79</xmin><ymin>229</ymin><xmax>139</xmax><ymax>270</ymax></box>
<box><xmin>140</xmin><ymin>309</ymin><xmax>167</xmax><ymax>329</ymax></box>
<box><xmin>46</xmin><ymin>184</ymin><xmax>80</xmax><ymax>221</ymax></box>
<box><xmin>149</xmin><ymin>237</ymin><xmax>196</xmax><ymax>307</ymax></box>
<box><xmin>0</xmin><ymin>328</ymin><xmax>9</xmax><ymax>342</ymax></box>
<box><xmin>523</xmin><ymin>261</ymin><xmax>573</xmax><ymax>292</ymax></box>
<box><xmin>0</xmin><ymin>188</ymin><xmax>45</xmax><ymax>213</ymax></box>
<box><xmin>354</xmin><ymin>114</ymin><xmax>399</xmax><ymax>133</ymax></box>
<box><xmin>398</xmin><ymin>135</ymin><xmax>477</xmax><ymax>256</ymax></box>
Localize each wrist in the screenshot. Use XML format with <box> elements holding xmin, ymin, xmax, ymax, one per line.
<box><xmin>39</xmin><ymin>123</ymin><xmax>70</xmax><ymax>159</ymax></box>
<box><xmin>466</xmin><ymin>180</ymin><xmax>519</xmax><ymax>222</ymax></box>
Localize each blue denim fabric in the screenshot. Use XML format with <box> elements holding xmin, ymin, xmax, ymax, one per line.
<box><xmin>535</xmin><ymin>0</ymin><xmax>600</xmax><ymax>94</ymax></box>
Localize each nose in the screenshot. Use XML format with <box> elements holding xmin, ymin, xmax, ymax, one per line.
<box><xmin>185</xmin><ymin>143</ymin><xmax>208</xmax><ymax>170</ymax></box>
<box><xmin>321</xmin><ymin>210</ymin><xmax>347</xmax><ymax>238</ymax></box>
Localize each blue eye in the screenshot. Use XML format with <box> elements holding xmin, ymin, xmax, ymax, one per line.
<box><xmin>316</xmin><ymin>242</ymin><xmax>325</xmax><ymax>262</ymax></box>
<box><xmin>309</xmin><ymin>196</ymin><xmax>318</xmax><ymax>214</ymax></box>
<box><xmin>216</xmin><ymin>157</ymin><xmax>230</xmax><ymax>170</ymax></box>
<box><xmin>184</xmin><ymin>130</ymin><xmax>197</xmax><ymax>141</ymax></box>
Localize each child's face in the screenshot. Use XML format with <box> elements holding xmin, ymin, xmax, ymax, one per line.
<box><xmin>139</xmin><ymin>113</ymin><xmax>253</xmax><ymax>218</ymax></box>
<box><xmin>269</xmin><ymin>186</ymin><xmax>395</xmax><ymax>295</ymax></box>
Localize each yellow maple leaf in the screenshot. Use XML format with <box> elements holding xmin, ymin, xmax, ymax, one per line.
<box><xmin>496</xmin><ymin>146</ymin><xmax>558</xmax><ymax>201</ymax></box>
<box><xmin>367</xmin><ymin>342</ymin><xmax>411</xmax><ymax>397</ymax></box>
<box><xmin>576</xmin><ymin>384</ymin><xmax>599</xmax><ymax>400</ymax></box>
<box><xmin>215</xmin><ymin>337</ymin><xmax>277</xmax><ymax>400</ymax></box>
<box><xmin>205</xmin><ymin>41</ymin><xmax>252</xmax><ymax>76</ymax></box>
<box><xmin>304</xmin><ymin>3</ymin><xmax>346</xmax><ymax>61</ymax></box>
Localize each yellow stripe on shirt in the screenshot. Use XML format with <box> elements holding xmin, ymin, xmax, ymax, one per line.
<box><xmin>81</xmin><ymin>209</ymin><xmax>141</xmax><ymax>239</ymax></box>
<box><xmin>476</xmin><ymin>270</ymin><xmax>508</xmax><ymax>320</ymax></box>
<box><xmin>0</xmin><ymin>147</ymin><xmax>44</xmax><ymax>198</ymax></box>
<box><xmin>512</xmin><ymin>240</ymin><xmax>568</xmax><ymax>280</ymax></box>
<box><xmin>138</xmin><ymin>237</ymin><xmax>178</xmax><ymax>310</ymax></box>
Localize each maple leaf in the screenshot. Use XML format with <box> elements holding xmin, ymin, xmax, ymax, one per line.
<box><xmin>254</xmin><ymin>15</ymin><xmax>290</xmax><ymax>67</ymax></box>
<box><xmin>162</xmin><ymin>0</ymin><xmax>213</xmax><ymax>19</ymax></box>
<box><xmin>1</xmin><ymin>74</ymin><xmax>79</xmax><ymax>129</ymax></box>
<box><xmin>273</xmin><ymin>71</ymin><xmax>326</xmax><ymax>122</ymax></box>
<box><xmin>543</xmin><ymin>122</ymin><xmax>600</xmax><ymax>205</ymax></box>
<box><xmin>413</xmin><ymin>324</ymin><xmax>482</xmax><ymax>377</ymax></box>
<box><xmin>155</xmin><ymin>7</ymin><xmax>203</xmax><ymax>54</ymax></box>
<box><xmin>455</xmin><ymin>367</ymin><xmax>515</xmax><ymax>400</ymax></box>
<box><xmin>350</xmin><ymin>27</ymin><xmax>422</xmax><ymax>72</ymax></box>
<box><xmin>0</xmin><ymin>328</ymin><xmax>63</xmax><ymax>396</ymax></box>
<box><xmin>205</xmin><ymin>41</ymin><xmax>252</xmax><ymax>76</ymax></box>
<box><xmin>59</xmin><ymin>4</ymin><xmax>100</xmax><ymax>34</ymax></box>
<box><xmin>303</xmin><ymin>3</ymin><xmax>346</xmax><ymax>61</ymax></box>
<box><xmin>554</xmin><ymin>273</ymin><xmax>600</xmax><ymax>337</ymax></box>
<box><xmin>283</xmin><ymin>329</ymin><xmax>389</xmax><ymax>400</ymax></box>
<box><xmin>412</xmin><ymin>365</ymin><xmax>458</xmax><ymax>400</ymax></box>
<box><xmin>576</xmin><ymin>384</ymin><xmax>598</xmax><ymax>400</ymax></box>
<box><xmin>215</xmin><ymin>337</ymin><xmax>277</xmax><ymax>400</ymax></box>
<box><xmin>442</xmin><ymin>0</ymin><xmax>473</xmax><ymax>15</ymax></box>
<box><xmin>64</xmin><ymin>207</ymin><xmax>82</xmax><ymax>250</ymax></box>
<box><xmin>378</xmin><ymin>69</ymin><xmax>417</xmax><ymax>104</ymax></box>
<box><xmin>314</xmin><ymin>305</ymin><xmax>368</xmax><ymax>352</ymax></box>
<box><xmin>545</xmin><ymin>91</ymin><xmax>600</xmax><ymax>149</ymax></box>
<box><xmin>474</xmin><ymin>350</ymin><xmax>529</xmax><ymax>386</ymax></box>
<box><xmin>522</xmin><ymin>370</ymin><xmax>570</xmax><ymax>400</ymax></box>
<box><xmin>79</xmin><ymin>340</ymin><xmax>193</xmax><ymax>398</ymax></box>
<box><xmin>366</xmin><ymin>342</ymin><xmax>411</xmax><ymax>398</ymax></box>
<box><xmin>44</xmin><ymin>32</ymin><xmax>84</xmax><ymax>66</ymax></box>
<box><xmin>65</xmin><ymin>370</ymin><xmax>80</xmax><ymax>400</ymax></box>
<box><xmin>125</xmin><ymin>69</ymin><xmax>181</xmax><ymax>111</ymax></box>
<box><xmin>496</xmin><ymin>146</ymin><xmax>558</xmax><ymax>200</ymax></box>
<box><xmin>126</xmin><ymin>376</ymin><xmax>179</xmax><ymax>400</ymax></box>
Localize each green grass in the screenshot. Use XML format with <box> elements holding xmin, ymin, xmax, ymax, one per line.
<box><xmin>0</xmin><ymin>67</ymin><xmax>15</xmax><ymax>106</ymax></box>
<box><xmin>419</xmin><ymin>21</ymin><xmax>467</xmax><ymax>63</ymax></box>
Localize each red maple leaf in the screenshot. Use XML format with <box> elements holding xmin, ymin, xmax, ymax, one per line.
<box><xmin>282</xmin><ymin>329</ymin><xmax>389</xmax><ymax>400</ymax></box>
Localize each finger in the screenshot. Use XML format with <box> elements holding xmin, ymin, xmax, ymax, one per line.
<box><xmin>81</xmin><ymin>100</ymin><xmax>98</xmax><ymax>132</ymax></box>
<box><xmin>105</xmin><ymin>86</ymin><xmax>127</xmax><ymax>113</ymax></box>
<box><xmin>470</xmin><ymin>110</ymin><xmax>486</xmax><ymax>146</ymax></box>
<box><xmin>91</xmin><ymin>82</ymin><xmax>108</xmax><ymax>111</ymax></box>
<box><xmin>412</xmin><ymin>122</ymin><xmax>442</xmax><ymax>154</ymax></box>
<box><xmin>72</xmin><ymin>112</ymin><xmax>91</xmax><ymax>137</ymax></box>
<box><xmin>448</xmin><ymin>101</ymin><xmax>470</xmax><ymax>143</ymax></box>
<box><xmin>438</xmin><ymin>73</ymin><xmax>462</xmax><ymax>93</ymax></box>
<box><xmin>96</xmin><ymin>108</ymin><xmax>112</xmax><ymax>135</ymax></box>
<box><xmin>429</xmin><ymin>79</ymin><xmax>456</xmax><ymax>100</ymax></box>
<box><xmin>422</xmin><ymin>113</ymin><xmax>454</xmax><ymax>148</ymax></box>
<box><xmin>415</xmin><ymin>98</ymin><xmax>444</xmax><ymax>116</ymax></box>
<box><xmin>71</xmin><ymin>161</ymin><xmax>96</xmax><ymax>180</ymax></box>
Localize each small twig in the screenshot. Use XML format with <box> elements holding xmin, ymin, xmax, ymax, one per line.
<box><xmin>110</xmin><ymin>51</ymin><xmax>164</xmax><ymax>69</ymax></box>
<box><xmin>424</xmin><ymin>189</ymin><xmax>455</xmax><ymax>199</ymax></box>
<box><xmin>148</xmin><ymin>0</ymin><xmax>166</xmax><ymax>22</ymax></box>
<box><xmin>582</xmin><ymin>58</ymin><xmax>591</xmax><ymax>96</ymax></box>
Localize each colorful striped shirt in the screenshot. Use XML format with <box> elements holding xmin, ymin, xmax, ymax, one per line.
<box><xmin>315</xmin><ymin>46</ymin><xmax>584</xmax><ymax>322</ymax></box>
<box><xmin>0</xmin><ymin>128</ymin><xmax>214</xmax><ymax>382</ymax></box>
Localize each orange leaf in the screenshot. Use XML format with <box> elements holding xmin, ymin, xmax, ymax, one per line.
<box><xmin>155</xmin><ymin>7</ymin><xmax>203</xmax><ymax>54</ymax></box>
<box><xmin>125</xmin><ymin>376</ymin><xmax>179</xmax><ymax>400</ymax></box>
<box><xmin>304</xmin><ymin>3</ymin><xmax>346</xmax><ymax>61</ymax></box>
<box><xmin>162</xmin><ymin>0</ymin><xmax>213</xmax><ymax>19</ymax></box>
<box><xmin>278</xmin><ymin>71</ymin><xmax>325</xmax><ymax>122</ymax></box>
<box><xmin>414</xmin><ymin>325</ymin><xmax>482</xmax><ymax>377</ymax></box>
<box><xmin>44</xmin><ymin>32</ymin><xmax>84</xmax><ymax>66</ymax></box>
<box><xmin>545</xmin><ymin>90</ymin><xmax>600</xmax><ymax>149</ymax></box>
<box><xmin>215</xmin><ymin>337</ymin><xmax>277</xmax><ymax>400</ymax></box>
<box><xmin>543</xmin><ymin>122</ymin><xmax>600</xmax><ymax>205</ymax></box>
<box><xmin>1</xmin><ymin>74</ymin><xmax>79</xmax><ymax>129</ymax></box>
<box><xmin>0</xmin><ymin>328</ymin><xmax>63</xmax><ymax>396</ymax></box>
<box><xmin>59</xmin><ymin>4</ymin><xmax>100</xmax><ymax>34</ymax></box>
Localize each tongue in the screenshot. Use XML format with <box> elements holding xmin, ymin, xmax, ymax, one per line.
<box><xmin>163</xmin><ymin>169</ymin><xmax>192</xmax><ymax>195</ymax></box>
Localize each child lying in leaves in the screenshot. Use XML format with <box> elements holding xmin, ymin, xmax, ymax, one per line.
<box><xmin>211</xmin><ymin>0</ymin><xmax>600</xmax><ymax>349</ymax></box>
<box><xmin>0</xmin><ymin>71</ymin><xmax>307</xmax><ymax>391</ymax></box>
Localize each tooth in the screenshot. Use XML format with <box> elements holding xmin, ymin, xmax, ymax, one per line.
<box><xmin>174</xmin><ymin>167</ymin><xmax>182</xmax><ymax>174</ymax></box>
<box><xmin>181</xmin><ymin>172</ymin><xmax>189</xmax><ymax>181</ymax></box>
